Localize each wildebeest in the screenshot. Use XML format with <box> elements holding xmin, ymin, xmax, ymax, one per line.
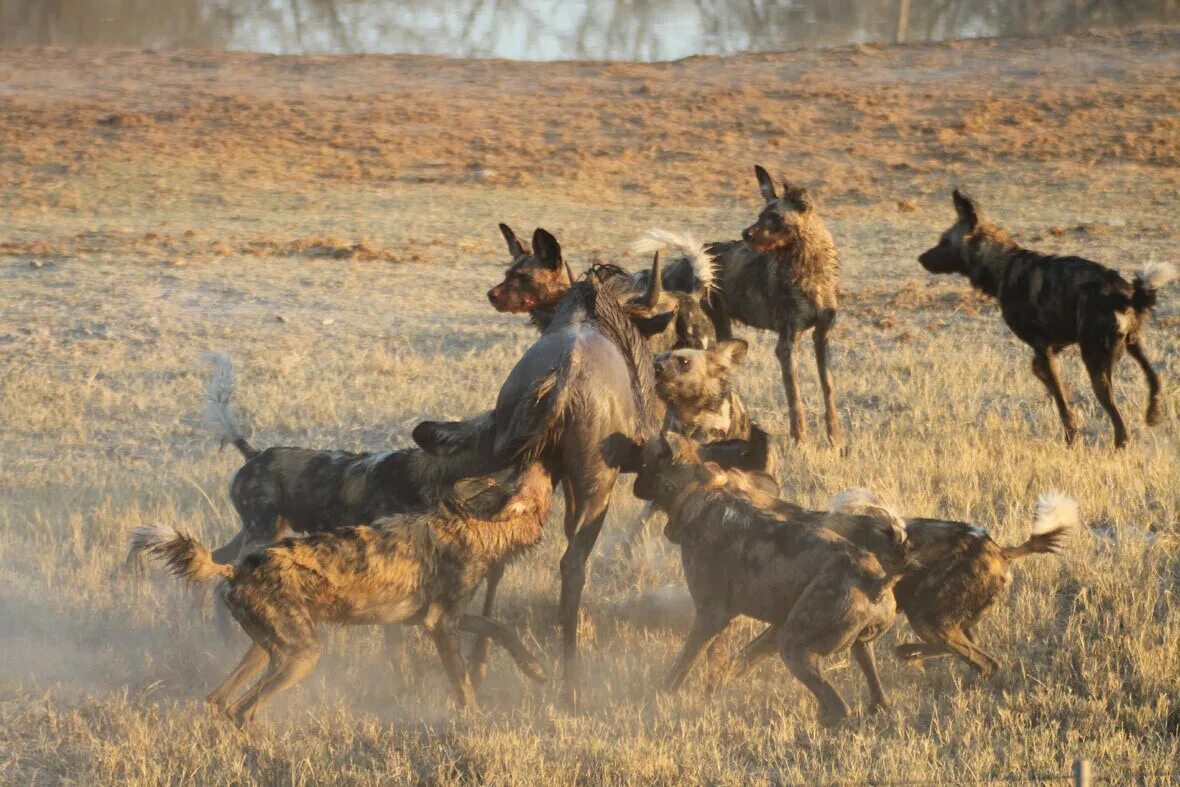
<box><xmin>488</xmin><ymin>224</ymin><xmax>716</xmax><ymax>351</ymax></box>
<box><xmin>721</xmin><ymin>481</ymin><xmax>1079</xmax><ymax>679</ymax></box>
<box><xmin>919</xmin><ymin>189</ymin><xmax>1176</xmax><ymax>448</ymax></box>
<box><xmin>640</xmin><ymin>165</ymin><xmax>844</xmax><ymax>445</ymax></box>
<box><xmin>130</xmin><ymin>463</ymin><xmax>552</xmax><ymax>726</ymax></box>
<box><xmin>615</xmin><ymin>431</ymin><xmax>904</xmax><ymax>726</ymax></box>
<box><xmin>420</xmin><ymin>257</ymin><xmax>673</xmax><ymax>706</ymax></box>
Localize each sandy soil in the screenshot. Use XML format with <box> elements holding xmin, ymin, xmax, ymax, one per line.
<box><xmin>1</xmin><ymin>29</ymin><xmax>1178</xmax><ymax>785</ymax></box>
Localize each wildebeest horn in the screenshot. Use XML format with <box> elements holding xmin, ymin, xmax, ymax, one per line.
<box><xmin>644</xmin><ymin>251</ymin><xmax>662</xmax><ymax>307</ymax></box>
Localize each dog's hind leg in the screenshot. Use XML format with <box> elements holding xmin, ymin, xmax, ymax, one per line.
<box><xmin>1031</xmin><ymin>348</ymin><xmax>1079</xmax><ymax>445</ymax></box>
<box><xmin>850</xmin><ymin>640</ymin><xmax>889</xmax><ymax>711</ymax></box>
<box><xmin>459</xmin><ymin>614</ymin><xmax>546</xmax><ymax>684</ymax></box>
<box><xmin>662</xmin><ymin>607</ymin><xmax>734</xmax><ymax>693</ymax></box>
<box><xmin>232</xmin><ymin>643</ymin><xmax>321</xmax><ymax>727</ymax></box>
<box><xmin>465</xmin><ymin>561</ymin><xmax>505</xmax><ymax>690</ymax></box>
<box><xmin>1126</xmin><ymin>339</ymin><xmax>1164</xmax><ymax>425</ymax></box>
<box><xmin>207</xmin><ymin>643</ymin><xmax>269</xmax><ymax>713</ymax></box>
<box><xmin>813</xmin><ymin>312</ymin><xmax>843</xmax><ymax>447</ymax></box>
<box><xmin>1081</xmin><ymin>340</ymin><xmax>1128</xmax><ymax>448</ymax></box>
<box><xmin>730</xmin><ymin>623</ymin><xmax>780</xmax><ymax>680</ymax></box>
<box><xmin>779</xmin><ymin>645</ymin><xmax>850</xmax><ymax>727</ymax></box>
<box><xmin>775</xmin><ymin>327</ymin><xmax>806</xmax><ymax>443</ymax></box>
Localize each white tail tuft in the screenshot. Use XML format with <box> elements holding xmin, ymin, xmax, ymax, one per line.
<box><xmin>1136</xmin><ymin>262</ymin><xmax>1177</xmax><ymax>292</ymax></box>
<box><xmin>130</xmin><ymin>523</ymin><xmax>180</xmax><ymax>553</ymax></box>
<box><xmin>1032</xmin><ymin>491</ymin><xmax>1080</xmax><ymax>541</ymax></box>
<box><xmin>200</xmin><ymin>352</ymin><xmax>248</xmax><ymax>449</ymax></box>
<box><xmin>828</xmin><ymin>488</ymin><xmax>908</xmax><ymax>543</ymax></box>
<box><xmin>629</xmin><ymin>229</ymin><xmax>716</xmax><ymax>293</ymax></box>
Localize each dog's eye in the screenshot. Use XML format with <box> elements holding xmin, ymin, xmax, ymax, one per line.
<box><xmin>677</xmin><ymin>356</ymin><xmax>690</xmax><ymax>368</ymax></box>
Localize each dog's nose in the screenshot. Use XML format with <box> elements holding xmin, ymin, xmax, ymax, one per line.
<box><xmin>741</xmin><ymin>227</ymin><xmax>752</xmax><ymax>243</ymax></box>
<box><xmin>487</xmin><ymin>287</ymin><xmax>500</xmax><ymax>305</ymax></box>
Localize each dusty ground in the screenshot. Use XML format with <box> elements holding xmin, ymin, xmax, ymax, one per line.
<box><xmin>1</xmin><ymin>29</ymin><xmax>1179</xmax><ymax>785</ymax></box>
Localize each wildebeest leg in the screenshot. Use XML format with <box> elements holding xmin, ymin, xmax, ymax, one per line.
<box><xmin>1031</xmin><ymin>347</ymin><xmax>1079</xmax><ymax>445</ymax></box>
<box><xmin>459</xmin><ymin>614</ymin><xmax>546</xmax><ymax>684</ymax></box>
<box><xmin>1081</xmin><ymin>340</ymin><xmax>1128</xmax><ymax>448</ymax></box>
<box><xmin>662</xmin><ymin>607</ymin><xmax>734</xmax><ymax>693</ymax></box>
<box><xmin>207</xmin><ymin>643</ymin><xmax>269</xmax><ymax>713</ymax></box>
<box><xmin>850</xmin><ymin>640</ymin><xmax>889</xmax><ymax>711</ymax></box>
<box><xmin>1125</xmin><ymin>339</ymin><xmax>1163</xmax><ymax>426</ymax></box>
<box><xmin>428</xmin><ymin>618</ymin><xmax>478</xmax><ymax>709</ymax></box>
<box><xmin>775</xmin><ymin>327</ymin><xmax>806</xmax><ymax>442</ymax></box>
<box><xmin>557</xmin><ymin>484</ymin><xmax>612</xmax><ymax>709</ymax></box>
<box><xmin>466</xmin><ymin>561</ymin><xmax>505</xmax><ymax>689</ymax></box>
<box><xmin>813</xmin><ymin>312</ymin><xmax>843</xmax><ymax>447</ymax></box>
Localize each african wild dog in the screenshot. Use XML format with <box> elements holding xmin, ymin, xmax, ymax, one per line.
<box><xmin>614</xmin><ymin>431</ymin><xmax>904</xmax><ymax>726</ymax></box>
<box><xmin>130</xmin><ymin>463</ymin><xmax>552</xmax><ymax>726</ymax></box>
<box><xmin>195</xmin><ymin>353</ymin><xmax>503</xmax><ymax>562</ymax></box>
<box><xmin>720</xmin><ymin>479</ymin><xmax>1079</xmax><ymax>679</ymax></box>
<box><xmin>640</xmin><ymin>166</ymin><xmax>843</xmax><ymax>445</ymax></box>
<box><xmin>488</xmin><ymin>224</ymin><xmax>716</xmax><ymax>350</ymax></box>
<box><xmin>628</xmin><ymin>338</ymin><xmax>777</xmax><ymax>540</ymax></box>
<box><xmin>919</xmin><ymin>189</ymin><xmax>1177</xmax><ymax>448</ymax></box>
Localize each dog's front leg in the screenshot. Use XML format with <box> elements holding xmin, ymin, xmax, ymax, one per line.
<box><xmin>775</xmin><ymin>328</ymin><xmax>806</xmax><ymax>442</ymax></box>
<box><xmin>662</xmin><ymin>607</ymin><xmax>733</xmax><ymax>693</ymax></box>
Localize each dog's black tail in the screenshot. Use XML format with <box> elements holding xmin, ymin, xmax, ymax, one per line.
<box><xmin>201</xmin><ymin>352</ymin><xmax>258</xmax><ymax>460</ymax></box>
<box><xmin>1132</xmin><ymin>262</ymin><xmax>1177</xmax><ymax>313</ymax></box>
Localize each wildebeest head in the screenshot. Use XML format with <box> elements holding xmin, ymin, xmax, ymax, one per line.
<box><xmin>742</xmin><ymin>165</ymin><xmax>817</xmax><ymax>254</ymax></box>
<box><xmin>652</xmin><ymin>339</ymin><xmax>748</xmax><ymax>408</ymax></box>
<box><xmin>616</xmin><ymin>252</ymin><xmax>677</xmax><ymax>339</ymax></box>
<box><xmin>487</xmin><ymin>225</ymin><xmax>575</xmax><ymax>314</ymax></box>
<box><xmin>918</xmin><ymin>189</ymin><xmax>989</xmax><ymax>275</ymax></box>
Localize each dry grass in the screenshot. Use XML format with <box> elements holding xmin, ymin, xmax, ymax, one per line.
<box><xmin>2</xmin><ymin>31</ymin><xmax>1179</xmax><ymax>786</ymax></box>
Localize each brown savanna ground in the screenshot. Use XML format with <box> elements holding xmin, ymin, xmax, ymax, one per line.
<box><xmin>2</xmin><ymin>29</ymin><xmax>1179</xmax><ymax>785</ymax></box>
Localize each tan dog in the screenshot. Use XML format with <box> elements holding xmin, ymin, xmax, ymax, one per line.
<box><xmin>131</xmin><ymin>464</ymin><xmax>552</xmax><ymax>726</ymax></box>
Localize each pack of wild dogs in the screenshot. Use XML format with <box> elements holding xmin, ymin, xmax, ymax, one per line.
<box><xmin>130</xmin><ymin>166</ymin><xmax>1175</xmax><ymax>728</ymax></box>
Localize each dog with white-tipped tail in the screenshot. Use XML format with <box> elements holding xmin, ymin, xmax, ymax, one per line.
<box><xmin>724</xmin><ymin>480</ymin><xmax>1080</xmax><ymax>680</ymax></box>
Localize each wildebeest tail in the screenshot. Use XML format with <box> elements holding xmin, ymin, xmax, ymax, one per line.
<box><xmin>201</xmin><ymin>351</ymin><xmax>258</xmax><ymax>459</ymax></box>
<box><xmin>630</xmin><ymin>229</ymin><xmax>716</xmax><ymax>293</ymax></box>
<box><xmin>1003</xmin><ymin>491</ymin><xmax>1079</xmax><ymax>560</ymax></box>
<box><xmin>494</xmin><ymin>361</ymin><xmax>574</xmax><ymax>465</ymax></box>
<box><xmin>1132</xmin><ymin>262</ymin><xmax>1177</xmax><ymax>313</ymax></box>
<box><xmin>129</xmin><ymin>524</ymin><xmax>235</xmax><ymax>582</ymax></box>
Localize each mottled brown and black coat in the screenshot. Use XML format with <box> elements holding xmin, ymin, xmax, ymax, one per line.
<box><xmin>196</xmin><ymin>353</ymin><xmax>504</xmax><ymax>563</ymax></box>
<box><xmin>641</xmin><ymin>166</ymin><xmax>843</xmax><ymax>444</ymax></box>
<box><xmin>623</xmin><ymin>432</ymin><xmax>902</xmax><ymax>727</ymax></box>
<box><xmin>722</xmin><ymin>479</ymin><xmax>1079</xmax><ymax>678</ymax></box>
<box><xmin>130</xmin><ymin>463</ymin><xmax>553</xmax><ymax>726</ymax></box>
<box><xmin>919</xmin><ymin>190</ymin><xmax>1176</xmax><ymax>448</ymax></box>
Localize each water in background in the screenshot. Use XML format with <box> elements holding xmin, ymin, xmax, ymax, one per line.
<box><xmin>0</xmin><ymin>0</ymin><xmax>1174</xmax><ymax>60</ymax></box>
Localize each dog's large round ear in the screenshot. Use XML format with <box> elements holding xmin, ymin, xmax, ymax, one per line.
<box><xmin>710</xmin><ymin>338</ymin><xmax>748</xmax><ymax>370</ymax></box>
<box><xmin>499</xmin><ymin>223</ymin><xmax>527</xmax><ymax>259</ymax></box>
<box><xmin>783</xmin><ymin>183</ymin><xmax>814</xmax><ymax>213</ymax></box>
<box><xmin>601</xmin><ymin>433</ymin><xmax>644</xmax><ymax>473</ymax></box>
<box><xmin>952</xmin><ymin>189</ymin><xmax>981</xmax><ymax>229</ymax></box>
<box><xmin>532</xmin><ymin>228</ymin><xmax>563</xmax><ymax>270</ymax></box>
<box><xmin>754</xmin><ymin>164</ymin><xmax>778</xmax><ymax>203</ymax></box>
